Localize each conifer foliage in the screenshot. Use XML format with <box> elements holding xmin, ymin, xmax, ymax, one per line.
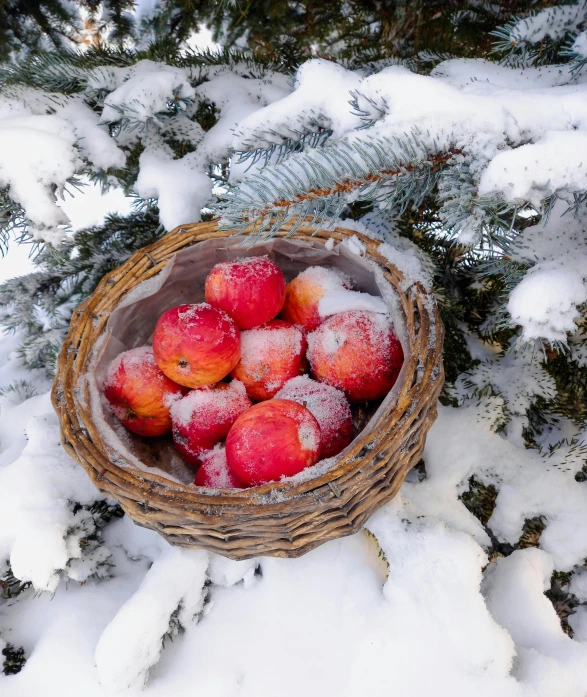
<box><xmin>2</xmin><ymin>2</ymin><xmax>587</xmax><ymax>690</ymax></box>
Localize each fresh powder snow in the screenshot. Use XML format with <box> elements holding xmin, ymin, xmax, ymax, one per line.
<box><xmin>1</xmin><ymin>25</ymin><xmax>587</xmax><ymax>697</ymax></box>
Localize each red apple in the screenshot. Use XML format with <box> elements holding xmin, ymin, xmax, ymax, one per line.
<box><xmin>103</xmin><ymin>346</ymin><xmax>187</xmax><ymax>436</ymax></box>
<box><xmin>276</xmin><ymin>375</ymin><xmax>353</xmax><ymax>458</ymax></box>
<box><xmin>171</xmin><ymin>380</ymin><xmax>252</xmax><ymax>466</ymax></box>
<box><xmin>230</xmin><ymin>319</ymin><xmax>307</xmax><ymax>401</ymax></box>
<box><xmin>152</xmin><ymin>303</ymin><xmax>240</xmax><ymax>388</ymax></box>
<box><xmin>307</xmin><ymin>310</ymin><xmax>404</xmax><ymax>403</ymax></box>
<box><xmin>205</xmin><ymin>256</ymin><xmax>286</xmax><ymax>329</ymax></box>
<box><xmin>194</xmin><ymin>446</ymin><xmax>245</xmax><ymax>489</ymax></box>
<box><xmin>226</xmin><ymin>399</ymin><xmax>321</xmax><ymax>485</ymax></box>
<box><xmin>281</xmin><ymin>266</ymin><xmax>351</xmax><ymax>332</ymax></box>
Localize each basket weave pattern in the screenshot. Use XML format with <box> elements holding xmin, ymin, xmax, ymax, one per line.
<box><xmin>52</xmin><ymin>221</ymin><xmax>444</xmax><ymax>560</ymax></box>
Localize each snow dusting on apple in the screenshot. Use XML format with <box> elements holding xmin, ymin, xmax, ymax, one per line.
<box><xmin>193</xmin><ymin>445</ymin><xmax>245</xmax><ymax>489</ymax></box>
<box><xmin>281</xmin><ymin>265</ymin><xmax>351</xmax><ymax>332</ymax></box>
<box><xmin>171</xmin><ymin>380</ymin><xmax>251</xmax><ymax>466</ymax></box>
<box><xmin>276</xmin><ymin>375</ymin><xmax>353</xmax><ymax>458</ymax></box>
<box><xmin>205</xmin><ymin>255</ymin><xmax>286</xmax><ymax>329</ymax></box>
<box><xmin>104</xmin><ymin>258</ymin><xmax>404</xmax><ymax>487</ymax></box>
<box><xmin>225</xmin><ymin>399</ymin><xmax>322</xmax><ymax>485</ymax></box>
<box><xmin>230</xmin><ymin>319</ymin><xmax>308</xmax><ymax>401</ymax></box>
<box><xmin>152</xmin><ymin>302</ymin><xmax>241</xmax><ymax>388</ymax></box>
<box><xmin>308</xmin><ymin>310</ymin><xmax>404</xmax><ymax>403</ymax></box>
<box><xmin>103</xmin><ymin>346</ymin><xmax>187</xmax><ymax>436</ymax></box>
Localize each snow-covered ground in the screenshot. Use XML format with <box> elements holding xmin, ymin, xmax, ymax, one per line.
<box><xmin>0</xmin><ymin>348</ymin><xmax>586</xmax><ymax>696</ymax></box>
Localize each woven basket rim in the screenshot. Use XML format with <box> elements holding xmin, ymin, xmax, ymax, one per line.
<box><xmin>53</xmin><ymin>218</ymin><xmax>443</xmax><ymax>510</ymax></box>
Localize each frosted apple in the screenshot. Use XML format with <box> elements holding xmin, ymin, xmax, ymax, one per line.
<box><xmin>205</xmin><ymin>256</ymin><xmax>286</xmax><ymax>329</ymax></box>
<box><xmin>230</xmin><ymin>319</ymin><xmax>307</xmax><ymax>401</ymax></box>
<box><xmin>281</xmin><ymin>266</ymin><xmax>351</xmax><ymax>332</ymax></box>
<box><xmin>171</xmin><ymin>380</ymin><xmax>252</xmax><ymax>466</ymax></box>
<box><xmin>103</xmin><ymin>346</ymin><xmax>187</xmax><ymax>436</ymax></box>
<box><xmin>152</xmin><ymin>303</ymin><xmax>240</xmax><ymax>388</ymax></box>
<box><xmin>194</xmin><ymin>446</ymin><xmax>245</xmax><ymax>489</ymax></box>
<box><xmin>226</xmin><ymin>399</ymin><xmax>321</xmax><ymax>486</ymax></box>
<box><xmin>307</xmin><ymin>310</ymin><xmax>403</xmax><ymax>403</ymax></box>
<box><xmin>276</xmin><ymin>375</ymin><xmax>353</xmax><ymax>458</ymax></box>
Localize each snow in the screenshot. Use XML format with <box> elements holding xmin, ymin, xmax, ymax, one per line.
<box><xmin>101</xmin><ymin>61</ymin><xmax>196</xmax><ymax>124</ymax></box>
<box><xmin>293</xmin><ymin>265</ymin><xmax>352</xmax><ymax>294</ymax></box>
<box><xmin>196</xmin><ymin>73</ymin><xmax>291</xmax><ymax>164</ymax></box>
<box><xmin>510</xmin><ymin>2</ymin><xmax>587</xmax><ymax>44</ymax></box>
<box><xmin>275</xmin><ymin>375</ymin><xmax>352</xmax><ymax>456</ymax></box>
<box><xmin>432</xmin><ymin>58</ymin><xmax>582</xmax><ymax>90</ymax></box>
<box><xmin>455</xmin><ymin>348</ymin><xmax>556</xmax><ymax>443</ymax></box>
<box><xmin>95</xmin><ymin>546</ymin><xmax>208</xmax><ymax>692</ymax></box>
<box><xmin>377</xmin><ymin>241</ymin><xmax>432</xmax><ymax>291</ymax></box>
<box><xmin>478</xmin><ymin>132</ymin><xmax>587</xmax><ymax>205</ymax></box>
<box><xmin>58</xmin><ymin>102</ymin><xmax>125</xmax><ymax>171</ymax></box>
<box><xmin>423</xmin><ymin>397</ymin><xmax>587</xmax><ymax>571</ymax></box>
<box><xmin>0</xmin><ymin>56</ymin><xmax>293</xmax><ymax>238</ymax></box>
<box><xmin>217</xmin><ymin>53</ymin><xmax>587</xmax><ymax>349</ymax></box>
<box><xmin>507</xmin><ymin>263</ymin><xmax>587</xmax><ymax>343</ymax></box>
<box><xmin>572</xmin><ymin>30</ymin><xmax>587</xmax><ymax>58</ymax></box>
<box><xmin>0</xmin><ymin>374</ymin><xmax>587</xmax><ymax>694</ymax></box>
<box><xmin>237</xmin><ymin>322</ymin><xmax>303</xmax><ymax>384</ymax></box>
<box><xmin>170</xmin><ymin>380</ymin><xmax>248</xmax><ymax>430</ymax></box>
<box><xmin>104</xmin><ymin>345</ymin><xmax>159</xmax><ymax>384</ymax></box>
<box><xmin>0</xmin><ymin>88</ymin><xmax>132</xmax><ymax>242</ymax></box>
<box><xmin>358</xmin><ymin>210</ymin><xmax>435</xmax><ymax>289</ymax></box>
<box><xmin>233</xmin><ymin>59</ymin><xmax>363</xmax><ymax>149</ymax></box>
<box><xmin>0</xmin><ymin>393</ymin><xmax>99</xmax><ymax>592</ymax></box>
<box><xmin>127</xmin><ymin>66</ymin><xmax>290</xmax><ymax>229</ymax></box>
<box><xmin>195</xmin><ymin>445</ymin><xmax>243</xmax><ymax>489</ymax></box>
<box><xmin>208</xmin><ymin>255</ymin><xmax>282</xmax><ymax>285</ymax></box>
<box><xmin>297</xmin><ymin>422</ymin><xmax>319</xmax><ymax>452</ymax></box>
<box><xmin>3</xmin><ymin>38</ymin><xmax>587</xmax><ymax>697</ymax></box>
<box><xmin>569</xmin><ymin>606</ymin><xmax>587</xmax><ymax>642</ymax></box>
<box><xmin>134</xmin><ymin>150</ymin><xmax>213</xmax><ymax>230</ymax></box>
<box><xmin>308</xmin><ymin>310</ymin><xmax>398</xmax><ymax>362</ymax></box>
<box><xmin>504</xmin><ymin>199</ymin><xmax>587</xmax><ymax>344</ymax></box>
<box><xmin>318</xmin><ymin>288</ymin><xmax>387</xmax><ymax>317</ymax></box>
<box><xmin>483</xmin><ymin>549</ymin><xmax>587</xmax><ymax>696</ymax></box>
<box><xmin>341</xmin><ymin>234</ymin><xmax>366</xmax><ymax>257</ymax></box>
<box><xmin>570</xmin><ymin>569</ymin><xmax>587</xmax><ymax>602</ymax></box>
<box><xmin>0</xmin><ymin>115</ymin><xmax>80</xmax><ymax>239</ymax></box>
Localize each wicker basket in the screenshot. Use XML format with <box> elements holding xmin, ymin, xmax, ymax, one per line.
<box><xmin>52</xmin><ymin>220</ymin><xmax>444</xmax><ymax>560</ymax></box>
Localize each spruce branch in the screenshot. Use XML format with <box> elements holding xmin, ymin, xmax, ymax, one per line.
<box><xmin>491</xmin><ymin>3</ymin><xmax>587</xmax><ymax>67</ymax></box>
<box><xmin>220</xmin><ymin>132</ymin><xmax>458</xmax><ymax>238</ymax></box>
<box><xmin>0</xmin><ymin>45</ymin><xmax>293</xmax><ymax>96</ymax></box>
<box><xmin>234</xmin><ymin>128</ymin><xmax>333</xmax><ymax>170</ymax></box>
<box><xmin>1</xmin><ymin>642</ymin><xmax>26</xmax><ymax>675</ymax></box>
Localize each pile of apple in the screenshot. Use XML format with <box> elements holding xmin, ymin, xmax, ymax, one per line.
<box><xmin>103</xmin><ymin>255</ymin><xmax>404</xmax><ymax>489</ymax></box>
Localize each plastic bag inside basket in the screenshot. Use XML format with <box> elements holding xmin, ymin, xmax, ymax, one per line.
<box><xmin>85</xmin><ymin>236</ymin><xmax>409</xmax><ymax>485</ymax></box>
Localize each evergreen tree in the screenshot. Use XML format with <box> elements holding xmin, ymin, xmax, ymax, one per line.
<box><xmin>0</xmin><ymin>0</ymin><xmax>585</xmax><ymax>492</ymax></box>
<box><xmin>2</xmin><ymin>2</ymin><xmax>587</xmax><ymax>683</ymax></box>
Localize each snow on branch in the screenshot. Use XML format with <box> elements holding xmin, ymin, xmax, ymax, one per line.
<box><xmin>2</xmin><ymin>28</ymin><xmax>587</xmax><ymax>351</ymax></box>
<box><xmin>478</xmin><ymin>132</ymin><xmax>587</xmax><ymax>205</ymax></box>
<box><xmin>0</xmin><ymin>50</ymin><xmax>292</xmax><ymax>245</ymax></box>
<box><xmin>510</xmin><ymin>2</ymin><xmax>587</xmax><ymax>45</ymax></box>
<box><xmin>95</xmin><ymin>547</ymin><xmax>208</xmax><ymax>692</ymax></box>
